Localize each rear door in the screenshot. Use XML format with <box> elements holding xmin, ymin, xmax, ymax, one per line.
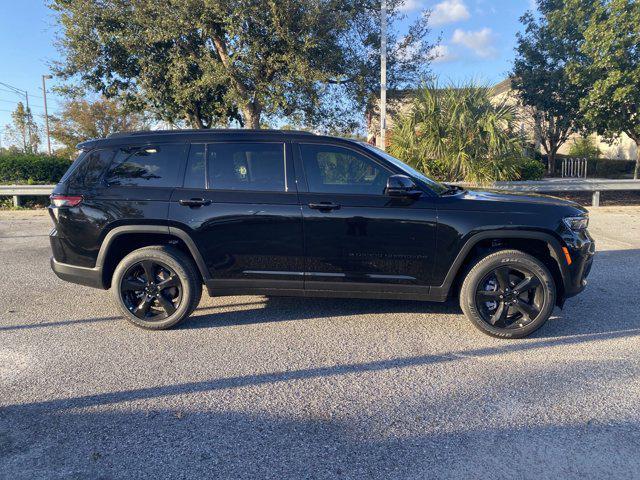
<box><xmin>295</xmin><ymin>141</ymin><xmax>437</xmax><ymax>295</ymax></box>
<box><xmin>169</xmin><ymin>140</ymin><xmax>304</xmax><ymax>293</ymax></box>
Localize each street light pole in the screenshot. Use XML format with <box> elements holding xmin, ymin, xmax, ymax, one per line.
<box><xmin>380</xmin><ymin>0</ymin><xmax>387</xmax><ymax>151</ymax></box>
<box><xmin>42</xmin><ymin>75</ymin><xmax>53</xmax><ymax>155</ymax></box>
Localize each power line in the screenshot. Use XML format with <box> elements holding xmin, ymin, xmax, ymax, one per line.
<box><xmin>0</xmin><ymin>98</ymin><xmax>46</xmax><ymax>109</ymax></box>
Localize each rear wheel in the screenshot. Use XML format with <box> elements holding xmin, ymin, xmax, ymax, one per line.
<box><xmin>460</xmin><ymin>249</ymin><xmax>556</xmax><ymax>339</ymax></box>
<box><xmin>112</xmin><ymin>246</ymin><xmax>202</xmax><ymax>329</ymax></box>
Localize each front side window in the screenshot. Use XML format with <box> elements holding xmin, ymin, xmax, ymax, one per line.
<box><xmin>105</xmin><ymin>144</ymin><xmax>184</xmax><ymax>188</ymax></box>
<box><xmin>207</xmin><ymin>142</ymin><xmax>286</xmax><ymax>192</ymax></box>
<box><xmin>299</xmin><ymin>144</ymin><xmax>391</xmax><ymax>195</ymax></box>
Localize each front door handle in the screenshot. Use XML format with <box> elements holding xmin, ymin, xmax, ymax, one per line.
<box><xmin>179</xmin><ymin>198</ymin><xmax>212</xmax><ymax>208</ymax></box>
<box><xmin>308</xmin><ymin>202</ymin><xmax>341</xmax><ymax>211</ymax></box>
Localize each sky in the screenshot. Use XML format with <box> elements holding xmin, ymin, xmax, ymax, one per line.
<box><xmin>0</xmin><ymin>0</ymin><xmax>535</xmax><ymax>143</ymax></box>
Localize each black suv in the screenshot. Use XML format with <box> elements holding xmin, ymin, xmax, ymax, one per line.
<box><xmin>49</xmin><ymin>129</ymin><xmax>595</xmax><ymax>338</ymax></box>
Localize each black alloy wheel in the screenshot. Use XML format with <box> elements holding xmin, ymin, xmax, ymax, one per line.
<box><xmin>460</xmin><ymin>249</ymin><xmax>556</xmax><ymax>339</ymax></box>
<box><xmin>120</xmin><ymin>260</ymin><xmax>183</xmax><ymax>321</ymax></box>
<box><xmin>475</xmin><ymin>265</ymin><xmax>543</xmax><ymax>329</ymax></box>
<box><xmin>112</xmin><ymin>245</ymin><xmax>202</xmax><ymax>329</ymax></box>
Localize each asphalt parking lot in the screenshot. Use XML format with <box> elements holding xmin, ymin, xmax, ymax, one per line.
<box><xmin>1</xmin><ymin>207</ymin><xmax>639</xmax><ymax>479</ymax></box>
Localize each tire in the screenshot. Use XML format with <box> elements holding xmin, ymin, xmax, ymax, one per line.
<box><xmin>111</xmin><ymin>245</ymin><xmax>202</xmax><ymax>330</ymax></box>
<box><xmin>460</xmin><ymin>249</ymin><xmax>556</xmax><ymax>339</ymax></box>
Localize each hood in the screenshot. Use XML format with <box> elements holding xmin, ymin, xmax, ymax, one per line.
<box><xmin>443</xmin><ymin>188</ymin><xmax>588</xmax><ymax>215</ymax></box>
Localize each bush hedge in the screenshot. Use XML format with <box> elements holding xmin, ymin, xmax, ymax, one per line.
<box><xmin>517</xmin><ymin>157</ymin><xmax>545</xmax><ymax>181</ymax></box>
<box><xmin>0</xmin><ymin>153</ymin><xmax>72</xmax><ymax>184</ymax></box>
<box><xmin>588</xmin><ymin>158</ymin><xmax>636</xmax><ymax>178</ymax></box>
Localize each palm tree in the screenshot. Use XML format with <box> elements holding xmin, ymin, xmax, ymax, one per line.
<box><xmin>388</xmin><ymin>82</ymin><xmax>524</xmax><ymax>184</ymax></box>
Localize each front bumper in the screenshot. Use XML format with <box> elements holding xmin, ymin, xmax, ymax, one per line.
<box><xmin>563</xmin><ymin>230</ymin><xmax>596</xmax><ymax>298</ymax></box>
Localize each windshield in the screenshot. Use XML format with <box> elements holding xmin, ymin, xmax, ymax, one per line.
<box><xmin>360</xmin><ymin>143</ymin><xmax>448</xmax><ymax>195</ymax></box>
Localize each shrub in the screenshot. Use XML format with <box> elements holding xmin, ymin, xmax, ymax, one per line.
<box><xmin>589</xmin><ymin>158</ymin><xmax>636</xmax><ymax>178</ymax></box>
<box><xmin>388</xmin><ymin>82</ymin><xmax>523</xmax><ymax>185</ymax></box>
<box><xmin>0</xmin><ymin>153</ymin><xmax>72</xmax><ymax>184</ymax></box>
<box><xmin>517</xmin><ymin>157</ymin><xmax>545</xmax><ymax>180</ymax></box>
<box><xmin>568</xmin><ymin>137</ymin><xmax>601</xmax><ymax>158</ymax></box>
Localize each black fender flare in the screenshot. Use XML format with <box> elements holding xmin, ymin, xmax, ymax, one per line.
<box><xmin>96</xmin><ymin>225</ymin><xmax>210</xmax><ymax>284</ymax></box>
<box><xmin>430</xmin><ymin>229</ymin><xmax>569</xmax><ymax>299</ymax></box>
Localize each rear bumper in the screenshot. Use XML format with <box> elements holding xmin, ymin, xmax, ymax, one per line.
<box><xmin>50</xmin><ymin>257</ymin><xmax>105</xmax><ymax>289</ymax></box>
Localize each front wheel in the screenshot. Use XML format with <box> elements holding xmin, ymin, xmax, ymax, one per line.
<box><xmin>460</xmin><ymin>249</ymin><xmax>556</xmax><ymax>339</ymax></box>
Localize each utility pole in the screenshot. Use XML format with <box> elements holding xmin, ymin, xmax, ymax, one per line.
<box><xmin>25</xmin><ymin>91</ymin><xmax>32</xmax><ymax>153</ymax></box>
<box><xmin>0</xmin><ymin>82</ymin><xmax>31</xmax><ymax>152</ymax></box>
<box><xmin>42</xmin><ymin>75</ymin><xmax>53</xmax><ymax>155</ymax></box>
<box><xmin>380</xmin><ymin>0</ymin><xmax>387</xmax><ymax>151</ymax></box>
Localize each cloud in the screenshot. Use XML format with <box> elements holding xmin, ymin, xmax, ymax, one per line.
<box><xmin>430</xmin><ymin>0</ymin><xmax>471</xmax><ymax>25</ymax></box>
<box><xmin>430</xmin><ymin>45</ymin><xmax>457</xmax><ymax>63</ymax></box>
<box><xmin>398</xmin><ymin>0</ymin><xmax>423</xmax><ymax>12</ymax></box>
<box><xmin>451</xmin><ymin>27</ymin><xmax>497</xmax><ymax>58</ymax></box>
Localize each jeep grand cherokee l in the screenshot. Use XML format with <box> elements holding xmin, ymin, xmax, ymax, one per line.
<box><xmin>49</xmin><ymin>129</ymin><xmax>595</xmax><ymax>338</ymax></box>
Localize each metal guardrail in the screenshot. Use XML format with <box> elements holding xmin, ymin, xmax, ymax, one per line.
<box><xmin>1</xmin><ymin>179</ymin><xmax>639</xmax><ymax>207</ymax></box>
<box><xmin>0</xmin><ymin>185</ymin><xmax>56</xmax><ymax>207</ymax></box>
<box><xmin>486</xmin><ymin>179</ymin><xmax>640</xmax><ymax>206</ymax></box>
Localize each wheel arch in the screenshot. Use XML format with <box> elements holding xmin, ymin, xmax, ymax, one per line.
<box><xmin>433</xmin><ymin>230</ymin><xmax>569</xmax><ymax>306</ymax></box>
<box><xmin>96</xmin><ymin>225</ymin><xmax>210</xmax><ymax>288</ymax></box>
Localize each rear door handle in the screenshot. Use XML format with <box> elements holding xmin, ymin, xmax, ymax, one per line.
<box><xmin>308</xmin><ymin>202</ymin><xmax>341</xmax><ymax>211</ymax></box>
<box><xmin>179</xmin><ymin>198</ymin><xmax>212</xmax><ymax>208</ymax></box>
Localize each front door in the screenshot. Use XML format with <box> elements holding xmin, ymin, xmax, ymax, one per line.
<box><xmin>169</xmin><ymin>141</ymin><xmax>304</xmax><ymax>293</ymax></box>
<box><xmin>295</xmin><ymin>142</ymin><xmax>437</xmax><ymax>295</ymax></box>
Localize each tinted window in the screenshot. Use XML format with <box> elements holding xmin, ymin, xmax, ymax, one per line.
<box><xmin>300</xmin><ymin>144</ymin><xmax>391</xmax><ymax>195</ymax></box>
<box><xmin>106</xmin><ymin>144</ymin><xmax>184</xmax><ymax>188</ymax></box>
<box><xmin>207</xmin><ymin>143</ymin><xmax>286</xmax><ymax>192</ymax></box>
<box><xmin>67</xmin><ymin>148</ymin><xmax>115</xmax><ymax>188</ymax></box>
<box><xmin>184</xmin><ymin>144</ymin><xmax>206</xmax><ymax>189</ymax></box>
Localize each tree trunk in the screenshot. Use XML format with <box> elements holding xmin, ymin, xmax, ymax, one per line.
<box><xmin>241</xmin><ymin>103</ymin><xmax>261</xmax><ymax>129</ymax></box>
<box><xmin>635</xmin><ymin>142</ymin><xmax>640</xmax><ymax>180</ymax></box>
<box><xmin>548</xmin><ymin>150</ymin><xmax>557</xmax><ymax>175</ymax></box>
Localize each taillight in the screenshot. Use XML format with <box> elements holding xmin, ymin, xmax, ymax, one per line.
<box><xmin>50</xmin><ymin>194</ymin><xmax>83</xmax><ymax>207</ymax></box>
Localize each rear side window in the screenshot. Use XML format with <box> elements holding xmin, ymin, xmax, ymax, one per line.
<box><xmin>105</xmin><ymin>144</ymin><xmax>185</xmax><ymax>188</ymax></box>
<box><xmin>66</xmin><ymin>148</ymin><xmax>115</xmax><ymax>188</ymax></box>
<box><xmin>207</xmin><ymin>142</ymin><xmax>286</xmax><ymax>192</ymax></box>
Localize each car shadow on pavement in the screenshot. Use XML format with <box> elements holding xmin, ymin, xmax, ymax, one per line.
<box><xmin>182</xmin><ymin>296</ymin><xmax>462</xmax><ymax>330</ymax></box>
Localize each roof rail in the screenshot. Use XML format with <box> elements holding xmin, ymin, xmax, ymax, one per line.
<box><xmin>107</xmin><ymin>129</ymin><xmax>316</xmax><ymax>138</ymax></box>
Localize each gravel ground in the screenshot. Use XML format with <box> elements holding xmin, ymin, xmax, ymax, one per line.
<box><xmin>1</xmin><ymin>207</ymin><xmax>639</xmax><ymax>480</ymax></box>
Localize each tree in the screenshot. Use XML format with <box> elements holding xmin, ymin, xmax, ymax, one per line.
<box><xmin>512</xmin><ymin>2</ymin><xmax>583</xmax><ymax>174</ymax></box>
<box><xmin>3</xmin><ymin>102</ymin><xmax>40</xmax><ymax>153</ymax></box>
<box><xmin>388</xmin><ymin>83</ymin><xmax>523</xmax><ymax>184</ymax></box>
<box><xmin>50</xmin><ymin>0</ymin><xmax>434</xmax><ymax>130</ymax></box>
<box><xmin>50</xmin><ymin>97</ymin><xmax>148</xmax><ymax>157</ymax></box>
<box><xmin>562</xmin><ymin>0</ymin><xmax>640</xmax><ymax>179</ymax></box>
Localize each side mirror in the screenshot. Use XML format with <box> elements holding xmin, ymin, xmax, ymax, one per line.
<box><xmin>385</xmin><ymin>174</ymin><xmax>421</xmax><ymax>198</ymax></box>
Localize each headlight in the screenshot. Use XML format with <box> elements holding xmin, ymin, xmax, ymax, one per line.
<box><xmin>563</xmin><ymin>215</ymin><xmax>589</xmax><ymax>231</ymax></box>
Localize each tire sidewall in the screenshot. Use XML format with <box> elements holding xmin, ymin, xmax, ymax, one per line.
<box><xmin>461</xmin><ymin>251</ymin><xmax>556</xmax><ymax>339</ymax></box>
